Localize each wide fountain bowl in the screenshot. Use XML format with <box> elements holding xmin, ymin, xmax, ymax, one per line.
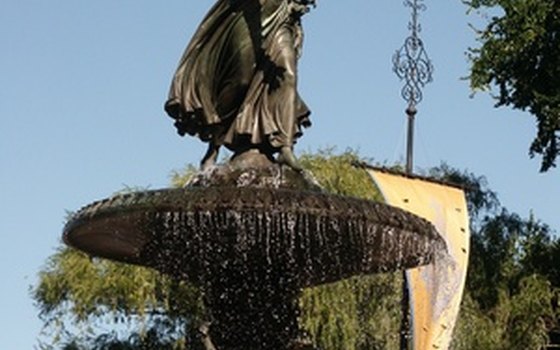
<box><xmin>64</xmin><ymin>184</ymin><xmax>444</xmax><ymax>288</ymax></box>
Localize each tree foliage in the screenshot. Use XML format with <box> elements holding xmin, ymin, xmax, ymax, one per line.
<box><xmin>34</xmin><ymin>248</ymin><xmax>205</xmax><ymax>349</ymax></box>
<box><xmin>298</xmin><ymin>150</ymin><xmax>401</xmax><ymax>350</ymax></box>
<box><xmin>34</xmin><ymin>150</ymin><xmax>560</xmax><ymax>349</ymax></box>
<box><xmin>465</xmin><ymin>0</ymin><xmax>560</xmax><ymax>171</ymax></box>
<box><xmin>430</xmin><ymin>165</ymin><xmax>559</xmax><ymax>349</ymax></box>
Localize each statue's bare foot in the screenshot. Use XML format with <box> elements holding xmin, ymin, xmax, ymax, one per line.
<box><xmin>277</xmin><ymin>146</ymin><xmax>303</xmax><ymax>172</ymax></box>
<box><xmin>201</xmin><ymin>144</ymin><xmax>219</xmax><ymax>171</ymax></box>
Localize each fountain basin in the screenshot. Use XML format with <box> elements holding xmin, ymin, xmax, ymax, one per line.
<box><xmin>64</xmin><ymin>186</ymin><xmax>444</xmax><ymax>288</ymax></box>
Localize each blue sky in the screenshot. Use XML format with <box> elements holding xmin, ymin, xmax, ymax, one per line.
<box><xmin>1</xmin><ymin>1</ymin><xmax>558</xmax><ymax>348</ymax></box>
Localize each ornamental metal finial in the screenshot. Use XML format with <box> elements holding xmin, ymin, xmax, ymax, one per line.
<box><xmin>393</xmin><ymin>0</ymin><xmax>434</xmax><ymax>176</ymax></box>
<box><xmin>393</xmin><ymin>0</ymin><xmax>434</xmax><ymax>109</ymax></box>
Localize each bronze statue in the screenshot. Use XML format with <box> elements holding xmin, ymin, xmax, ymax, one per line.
<box><xmin>165</xmin><ymin>0</ymin><xmax>315</xmax><ymax>171</ymax></box>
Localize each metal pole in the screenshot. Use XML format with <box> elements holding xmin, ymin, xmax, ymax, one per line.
<box><xmin>406</xmin><ymin>105</ymin><xmax>417</xmax><ymax>175</ymax></box>
<box><xmin>400</xmin><ymin>271</ymin><xmax>411</xmax><ymax>350</ymax></box>
<box><xmin>393</xmin><ymin>1</ymin><xmax>433</xmax><ymax>348</ymax></box>
<box><xmin>400</xmin><ymin>104</ymin><xmax>416</xmax><ymax>350</ymax></box>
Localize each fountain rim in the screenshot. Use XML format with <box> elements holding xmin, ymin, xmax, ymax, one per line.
<box><xmin>63</xmin><ymin>185</ymin><xmax>447</xmax><ymax>287</ymax></box>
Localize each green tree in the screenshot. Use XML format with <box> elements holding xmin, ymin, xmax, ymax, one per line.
<box><xmin>34</xmin><ymin>247</ymin><xmax>206</xmax><ymax>349</ymax></box>
<box><xmin>465</xmin><ymin>0</ymin><xmax>560</xmax><ymax>171</ymax></box>
<box><xmin>453</xmin><ymin>210</ymin><xmax>559</xmax><ymax>349</ymax></box>
<box><xmin>429</xmin><ymin>166</ymin><xmax>559</xmax><ymax>349</ymax></box>
<box><xmin>34</xmin><ymin>152</ymin><xmax>559</xmax><ymax>349</ymax></box>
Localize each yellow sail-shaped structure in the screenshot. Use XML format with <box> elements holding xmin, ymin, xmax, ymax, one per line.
<box><xmin>367</xmin><ymin>168</ymin><xmax>470</xmax><ymax>350</ymax></box>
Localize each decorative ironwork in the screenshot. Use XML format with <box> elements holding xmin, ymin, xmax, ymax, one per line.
<box><xmin>393</xmin><ymin>0</ymin><xmax>434</xmax><ymax>108</ymax></box>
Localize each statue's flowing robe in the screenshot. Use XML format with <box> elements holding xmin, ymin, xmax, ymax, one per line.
<box><xmin>165</xmin><ymin>0</ymin><xmax>311</xmax><ymax>151</ymax></box>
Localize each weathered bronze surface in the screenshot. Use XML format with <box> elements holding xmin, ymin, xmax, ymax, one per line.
<box><xmin>165</xmin><ymin>0</ymin><xmax>314</xmax><ymax>170</ymax></box>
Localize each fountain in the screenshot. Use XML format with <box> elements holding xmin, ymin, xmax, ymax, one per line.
<box><xmin>63</xmin><ymin>1</ymin><xmax>452</xmax><ymax>349</ymax></box>
<box><xmin>64</xmin><ymin>153</ymin><xmax>445</xmax><ymax>349</ymax></box>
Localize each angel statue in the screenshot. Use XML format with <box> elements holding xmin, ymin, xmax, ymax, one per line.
<box><xmin>165</xmin><ymin>0</ymin><xmax>315</xmax><ymax>171</ymax></box>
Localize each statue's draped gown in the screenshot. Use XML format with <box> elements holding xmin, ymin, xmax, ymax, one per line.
<box><xmin>165</xmin><ymin>0</ymin><xmax>311</xmax><ymax>153</ymax></box>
